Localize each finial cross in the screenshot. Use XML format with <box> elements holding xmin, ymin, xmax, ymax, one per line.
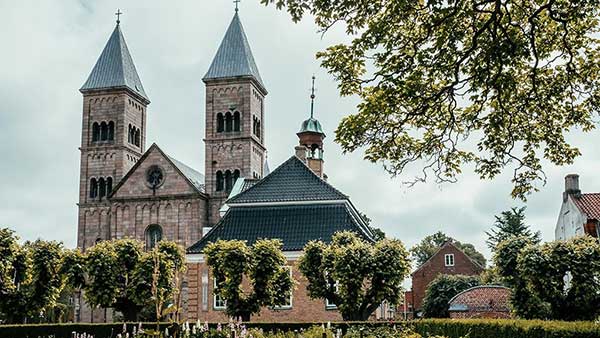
<box><xmin>115</xmin><ymin>9</ymin><xmax>123</xmax><ymax>24</ymax></box>
<box><xmin>234</xmin><ymin>0</ymin><xmax>241</xmax><ymax>12</ymax></box>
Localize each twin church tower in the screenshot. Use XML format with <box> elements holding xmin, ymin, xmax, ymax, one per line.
<box><xmin>76</xmin><ymin>10</ymin><xmax>326</xmax><ymax>254</ymax></box>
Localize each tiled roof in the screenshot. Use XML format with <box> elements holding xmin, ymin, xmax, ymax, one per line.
<box><xmin>168</xmin><ymin>156</ymin><xmax>205</xmax><ymax>193</ymax></box>
<box><xmin>226</xmin><ymin>156</ymin><xmax>347</xmax><ymax>204</ymax></box>
<box><xmin>448</xmin><ymin>285</ymin><xmax>511</xmax><ymax>313</ymax></box>
<box><xmin>203</xmin><ymin>13</ymin><xmax>265</xmax><ymax>92</ymax></box>
<box><xmin>187</xmin><ymin>203</ymin><xmax>371</xmax><ymax>253</ymax></box>
<box><xmin>572</xmin><ymin>193</ymin><xmax>600</xmax><ymax>220</ymax></box>
<box><xmin>81</xmin><ymin>24</ymin><xmax>149</xmax><ymax>102</ymax></box>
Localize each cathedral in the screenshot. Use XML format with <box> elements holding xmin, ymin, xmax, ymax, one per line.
<box><xmin>76</xmin><ymin>9</ymin><xmax>376</xmax><ymax>322</ymax></box>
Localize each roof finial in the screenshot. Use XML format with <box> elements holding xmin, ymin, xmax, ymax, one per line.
<box><xmin>234</xmin><ymin>0</ymin><xmax>241</xmax><ymax>12</ymax></box>
<box><xmin>310</xmin><ymin>75</ymin><xmax>316</xmax><ymax>118</ymax></box>
<box><xmin>115</xmin><ymin>9</ymin><xmax>123</xmax><ymax>25</ymax></box>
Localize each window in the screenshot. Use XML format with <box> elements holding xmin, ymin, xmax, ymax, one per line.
<box><xmin>128</xmin><ymin>124</ymin><xmax>133</xmax><ymax>143</ymax></box>
<box><xmin>98</xmin><ymin>178</ymin><xmax>106</xmax><ymax>199</ymax></box>
<box><xmin>233</xmin><ymin>169</ymin><xmax>240</xmax><ymax>184</ymax></box>
<box><xmin>445</xmin><ymin>254</ymin><xmax>455</xmax><ymax>267</ymax></box>
<box><xmin>134</xmin><ymin>128</ymin><xmax>140</xmax><ymax>146</ymax></box>
<box><xmin>273</xmin><ymin>266</ymin><xmax>293</xmax><ymax>310</ymax></box>
<box><xmin>216</xmin><ymin>113</ymin><xmax>224</xmax><ymax>133</ymax></box>
<box><xmin>233</xmin><ymin>111</ymin><xmax>240</xmax><ymax>132</ymax></box>
<box><xmin>107</xmin><ymin>121</ymin><xmax>114</xmax><ymax>141</ymax></box>
<box><xmin>216</xmin><ymin>171</ymin><xmax>224</xmax><ymax>192</ymax></box>
<box><xmin>225</xmin><ymin>112</ymin><xmax>233</xmax><ymax>132</ymax></box>
<box><xmin>92</xmin><ymin>123</ymin><xmax>100</xmax><ymax>142</ymax></box>
<box><xmin>213</xmin><ymin>279</ymin><xmax>226</xmax><ymax>310</ymax></box>
<box><xmin>146</xmin><ymin>224</ymin><xmax>163</xmax><ymax>249</ymax></box>
<box><xmin>100</xmin><ymin>122</ymin><xmax>108</xmax><ymax>141</ymax></box>
<box><xmin>89</xmin><ymin>178</ymin><xmax>98</xmax><ymax>198</ymax></box>
<box><xmin>326</xmin><ymin>281</ymin><xmax>339</xmax><ymax>309</ymax></box>
<box><xmin>225</xmin><ymin>170</ymin><xmax>233</xmax><ymax>192</ymax></box>
<box><xmin>106</xmin><ymin>177</ymin><xmax>113</xmax><ymax>196</ymax></box>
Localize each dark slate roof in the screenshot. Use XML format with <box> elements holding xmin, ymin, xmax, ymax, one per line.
<box><xmin>203</xmin><ymin>13</ymin><xmax>265</xmax><ymax>92</ymax></box>
<box><xmin>226</xmin><ymin>156</ymin><xmax>347</xmax><ymax>204</ymax></box>
<box><xmin>81</xmin><ymin>24</ymin><xmax>149</xmax><ymax>102</ymax></box>
<box><xmin>168</xmin><ymin>156</ymin><xmax>205</xmax><ymax>193</ymax></box>
<box><xmin>572</xmin><ymin>193</ymin><xmax>600</xmax><ymax>219</ymax></box>
<box><xmin>188</xmin><ymin>203</ymin><xmax>371</xmax><ymax>253</ymax></box>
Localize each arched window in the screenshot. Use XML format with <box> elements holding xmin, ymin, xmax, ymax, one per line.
<box><xmin>216</xmin><ymin>171</ymin><xmax>224</xmax><ymax>192</ymax></box>
<box><xmin>135</xmin><ymin>128</ymin><xmax>140</xmax><ymax>147</ymax></box>
<box><xmin>225</xmin><ymin>170</ymin><xmax>233</xmax><ymax>192</ymax></box>
<box><xmin>92</xmin><ymin>123</ymin><xmax>100</xmax><ymax>142</ymax></box>
<box><xmin>217</xmin><ymin>113</ymin><xmax>224</xmax><ymax>133</ymax></box>
<box><xmin>225</xmin><ymin>112</ymin><xmax>233</xmax><ymax>132</ymax></box>
<box><xmin>128</xmin><ymin>124</ymin><xmax>133</xmax><ymax>143</ymax></box>
<box><xmin>256</xmin><ymin>121</ymin><xmax>261</xmax><ymax>138</ymax></box>
<box><xmin>89</xmin><ymin>178</ymin><xmax>98</xmax><ymax>198</ymax></box>
<box><xmin>98</xmin><ymin>178</ymin><xmax>106</xmax><ymax>199</ymax></box>
<box><xmin>233</xmin><ymin>111</ymin><xmax>240</xmax><ymax>132</ymax></box>
<box><xmin>108</xmin><ymin>121</ymin><xmax>114</xmax><ymax>141</ymax></box>
<box><xmin>252</xmin><ymin>116</ymin><xmax>257</xmax><ymax>135</ymax></box>
<box><xmin>145</xmin><ymin>224</ymin><xmax>163</xmax><ymax>249</ymax></box>
<box><xmin>233</xmin><ymin>169</ymin><xmax>240</xmax><ymax>184</ymax></box>
<box><xmin>106</xmin><ymin>177</ymin><xmax>113</xmax><ymax>196</ymax></box>
<box><xmin>100</xmin><ymin>122</ymin><xmax>108</xmax><ymax>141</ymax></box>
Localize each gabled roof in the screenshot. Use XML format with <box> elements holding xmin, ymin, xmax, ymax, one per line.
<box><xmin>571</xmin><ymin>193</ymin><xmax>600</xmax><ymax>220</ymax></box>
<box><xmin>226</xmin><ymin>155</ymin><xmax>347</xmax><ymax>204</ymax></box>
<box><xmin>411</xmin><ymin>240</ymin><xmax>484</xmax><ymax>276</ymax></box>
<box><xmin>110</xmin><ymin>143</ymin><xmax>205</xmax><ymax>197</ymax></box>
<box><xmin>203</xmin><ymin>12</ymin><xmax>266</xmax><ymax>93</ymax></box>
<box><xmin>187</xmin><ymin>203</ymin><xmax>372</xmax><ymax>253</ymax></box>
<box><xmin>81</xmin><ymin>24</ymin><xmax>149</xmax><ymax>103</ymax></box>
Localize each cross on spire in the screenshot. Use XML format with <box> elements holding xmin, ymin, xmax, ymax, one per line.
<box><xmin>115</xmin><ymin>9</ymin><xmax>123</xmax><ymax>24</ymax></box>
<box><xmin>234</xmin><ymin>0</ymin><xmax>241</xmax><ymax>12</ymax></box>
<box><xmin>310</xmin><ymin>75</ymin><xmax>316</xmax><ymax>118</ymax></box>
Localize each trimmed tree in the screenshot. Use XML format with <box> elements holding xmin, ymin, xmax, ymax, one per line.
<box><xmin>486</xmin><ymin>207</ymin><xmax>540</xmax><ymax>251</ymax></box>
<box><xmin>299</xmin><ymin>231</ymin><xmax>410</xmax><ymax>321</ymax></box>
<box><xmin>262</xmin><ymin>0</ymin><xmax>600</xmax><ymax>200</ymax></box>
<box><xmin>411</xmin><ymin>231</ymin><xmax>486</xmax><ymax>268</ymax></box>
<box><xmin>421</xmin><ymin>274</ymin><xmax>480</xmax><ymax>318</ymax></box>
<box><xmin>204</xmin><ymin>239</ymin><xmax>293</xmax><ymax>321</ymax></box>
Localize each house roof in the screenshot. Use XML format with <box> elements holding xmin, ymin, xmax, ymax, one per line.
<box><xmin>411</xmin><ymin>240</ymin><xmax>484</xmax><ymax>276</ymax></box>
<box><xmin>226</xmin><ymin>155</ymin><xmax>348</xmax><ymax>204</ymax></box>
<box><xmin>203</xmin><ymin>12</ymin><xmax>266</xmax><ymax>93</ymax></box>
<box><xmin>168</xmin><ymin>156</ymin><xmax>205</xmax><ymax>192</ymax></box>
<box><xmin>80</xmin><ymin>24</ymin><xmax>149</xmax><ymax>103</ymax></box>
<box><xmin>187</xmin><ymin>203</ymin><xmax>372</xmax><ymax>253</ymax></box>
<box><xmin>572</xmin><ymin>193</ymin><xmax>600</xmax><ymax>220</ymax></box>
<box><xmin>448</xmin><ymin>285</ymin><xmax>511</xmax><ymax>312</ymax></box>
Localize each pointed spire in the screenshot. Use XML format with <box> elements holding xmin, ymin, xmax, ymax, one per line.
<box><xmin>310</xmin><ymin>75</ymin><xmax>316</xmax><ymax>118</ymax></box>
<box><xmin>80</xmin><ymin>22</ymin><xmax>149</xmax><ymax>103</ymax></box>
<box><xmin>298</xmin><ymin>76</ymin><xmax>325</xmax><ymax>136</ymax></box>
<box><xmin>203</xmin><ymin>12</ymin><xmax>266</xmax><ymax>93</ymax></box>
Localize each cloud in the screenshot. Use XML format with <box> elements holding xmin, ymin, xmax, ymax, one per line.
<box><xmin>2</xmin><ymin>0</ymin><xmax>600</xmax><ymax>271</ymax></box>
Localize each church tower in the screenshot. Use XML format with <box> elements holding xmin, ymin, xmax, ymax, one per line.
<box><xmin>203</xmin><ymin>10</ymin><xmax>267</xmax><ymax>225</ymax></box>
<box><xmin>77</xmin><ymin>19</ymin><xmax>150</xmax><ymax>250</ymax></box>
<box><xmin>296</xmin><ymin>76</ymin><xmax>326</xmax><ymax>178</ymax></box>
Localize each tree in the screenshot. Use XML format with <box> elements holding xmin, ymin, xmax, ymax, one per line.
<box><xmin>486</xmin><ymin>207</ymin><xmax>541</xmax><ymax>250</ymax></box>
<box><xmin>0</xmin><ymin>229</ymin><xmax>66</xmax><ymax>323</ymax></box>
<box><xmin>518</xmin><ymin>236</ymin><xmax>600</xmax><ymax>321</ymax></box>
<box><xmin>204</xmin><ymin>239</ymin><xmax>293</xmax><ymax>321</ymax></box>
<box><xmin>299</xmin><ymin>231</ymin><xmax>410</xmax><ymax>321</ymax></box>
<box><xmin>421</xmin><ymin>274</ymin><xmax>480</xmax><ymax>318</ymax></box>
<box><xmin>262</xmin><ymin>0</ymin><xmax>600</xmax><ymax>200</ymax></box>
<box><xmin>410</xmin><ymin>231</ymin><xmax>486</xmax><ymax>268</ymax></box>
<box><xmin>494</xmin><ymin>236</ymin><xmax>549</xmax><ymax>319</ymax></box>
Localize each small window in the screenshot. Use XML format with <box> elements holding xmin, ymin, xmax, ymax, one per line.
<box><xmin>216</xmin><ymin>171</ymin><xmax>224</xmax><ymax>192</ymax></box>
<box><xmin>225</xmin><ymin>112</ymin><xmax>233</xmax><ymax>132</ymax></box>
<box><xmin>233</xmin><ymin>111</ymin><xmax>240</xmax><ymax>132</ymax></box>
<box><xmin>273</xmin><ymin>266</ymin><xmax>293</xmax><ymax>310</ymax></box>
<box><xmin>213</xmin><ymin>279</ymin><xmax>226</xmax><ymax>310</ymax></box>
<box><xmin>445</xmin><ymin>254</ymin><xmax>455</xmax><ymax>267</ymax></box>
<box><xmin>216</xmin><ymin>113</ymin><xmax>224</xmax><ymax>133</ymax></box>
<box><xmin>92</xmin><ymin>123</ymin><xmax>100</xmax><ymax>142</ymax></box>
<box><xmin>146</xmin><ymin>224</ymin><xmax>163</xmax><ymax>249</ymax></box>
<box><xmin>326</xmin><ymin>281</ymin><xmax>339</xmax><ymax>309</ymax></box>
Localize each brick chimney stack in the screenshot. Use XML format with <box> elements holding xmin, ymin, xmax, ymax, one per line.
<box><xmin>564</xmin><ymin>174</ymin><xmax>581</xmax><ymax>201</ymax></box>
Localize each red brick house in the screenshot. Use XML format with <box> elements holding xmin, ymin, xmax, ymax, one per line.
<box><xmin>448</xmin><ymin>285</ymin><xmax>511</xmax><ymax>319</ymax></box>
<box><xmin>408</xmin><ymin>241</ymin><xmax>484</xmax><ymax>316</ymax></box>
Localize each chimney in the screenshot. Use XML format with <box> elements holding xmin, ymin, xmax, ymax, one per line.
<box><xmin>564</xmin><ymin>174</ymin><xmax>581</xmax><ymax>201</ymax></box>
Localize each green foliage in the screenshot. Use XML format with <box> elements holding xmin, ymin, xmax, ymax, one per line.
<box><xmin>411</xmin><ymin>231</ymin><xmax>486</xmax><ymax>268</ymax></box>
<box><xmin>0</xmin><ymin>228</ymin><xmax>66</xmax><ymax>324</ymax></box>
<box><xmin>518</xmin><ymin>236</ymin><xmax>600</xmax><ymax>321</ymax></box>
<box><xmin>486</xmin><ymin>207</ymin><xmax>540</xmax><ymax>251</ymax></box>
<box><xmin>262</xmin><ymin>0</ymin><xmax>600</xmax><ymax>200</ymax></box>
<box><xmin>421</xmin><ymin>274</ymin><xmax>480</xmax><ymax>318</ymax></box>
<box><xmin>204</xmin><ymin>239</ymin><xmax>293</xmax><ymax>321</ymax></box>
<box><xmin>299</xmin><ymin>231</ymin><xmax>410</xmax><ymax>320</ymax></box>
<box><xmin>494</xmin><ymin>236</ymin><xmax>549</xmax><ymax>319</ymax></box>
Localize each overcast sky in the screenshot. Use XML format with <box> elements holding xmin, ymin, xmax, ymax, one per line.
<box><xmin>2</xmin><ymin>0</ymin><xmax>600</xmax><ymax>263</ymax></box>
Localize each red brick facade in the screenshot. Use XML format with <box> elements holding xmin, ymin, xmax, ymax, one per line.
<box><xmin>409</xmin><ymin>241</ymin><xmax>484</xmax><ymax>315</ymax></box>
<box><xmin>448</xmin><ymin>285</ymin><xmax>511</xmax><ymax>319</ymax></box>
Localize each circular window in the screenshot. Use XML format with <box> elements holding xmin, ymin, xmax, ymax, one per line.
<box><xmin>146</xmin><ymin>165</ymin><xmax>165</xmax><ymax>190</ymax></box>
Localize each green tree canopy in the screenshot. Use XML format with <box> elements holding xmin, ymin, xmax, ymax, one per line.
<box><xmin>299</xmin><ymin>231</ymin><xmax>410</xmax><ymax>321</ymax></box>
<box><xmin>262</xmin><ymin>0</ymin><xmax>600</xmax><ymax>200</ymax></box>
<box><xmin>421</xmin><ymin>274</ymin><xmax>480</xmax><ymax>318</ymax></box>
<box><xmin>411</xmin><ymin>231</ymin><xmax>486</xmax><ymax>268</ymax></box>
<box><xmin>518</xmin><ymin>236</ymin><xmax>600</xmax><ymax>321</ymax></box>
<box><xmin>486</xmin><ymin>207</ymin><xmax>541</xmax><ymax>250</ymax></box>
<box><xmin>204</xmin><ymin>239</ymin><xmax>293</xmax><ymax>321</ymax></box>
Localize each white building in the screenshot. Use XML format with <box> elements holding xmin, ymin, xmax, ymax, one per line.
<box><xmin>555</xmin><ymin>174</ymin><xmax>600</xmax><ymax>240</ymax></box>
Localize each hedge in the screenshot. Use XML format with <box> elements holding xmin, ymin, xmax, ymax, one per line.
<box><xmin>0</xmin><ymin>319</ymin><xmax>599</xmax><ymax>338</ymax></box>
